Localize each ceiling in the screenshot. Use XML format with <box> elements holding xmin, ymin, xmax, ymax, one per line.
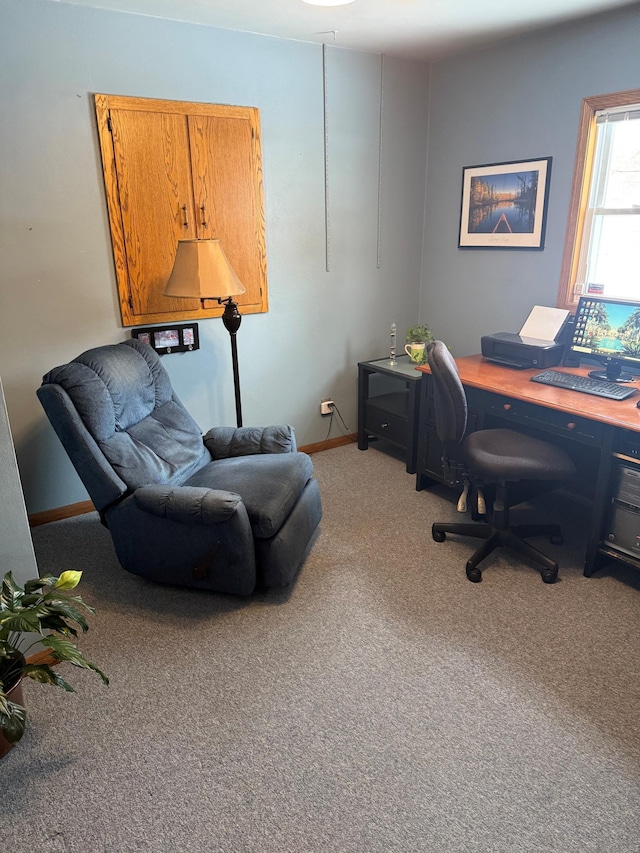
<box><xmin>55</xmin><ymin>0</ymin><xmax>638</xmax><ymax>61</ymax></box>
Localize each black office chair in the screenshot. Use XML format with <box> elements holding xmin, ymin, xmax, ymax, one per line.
<box><xmin>427</xmin><ymin>341</ymin><xmax>576</xmax><ymax>583</ymax></box>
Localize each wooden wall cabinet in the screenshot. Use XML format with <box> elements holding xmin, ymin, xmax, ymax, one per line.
<box><xmin>94</xmin><ymin>94</ymin><xmax>268</xmax><ymax>327</ymax></box>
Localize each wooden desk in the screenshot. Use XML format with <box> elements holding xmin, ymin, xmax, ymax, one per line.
<box><xmin>416</xmin><ymin>355</ymin><xmax>640</xmax><ymax>577</ymax></box>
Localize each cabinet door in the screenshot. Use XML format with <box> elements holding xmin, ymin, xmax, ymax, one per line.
<box><xmin>104</xmin><ymin>107</ymin><xmax>199</xmax><ymax>319</ymax></box>
<box><xmin>189</xmin><ymin>111</ymin><xmax>267</xmax><ymax>314</ymax></box>
<box><xmin>95</xmin><ymin>95</ymin><xmax>269</xmax><ymax>327</ymax></box>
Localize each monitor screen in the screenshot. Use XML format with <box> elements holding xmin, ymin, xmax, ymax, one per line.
<box><xmin>571</xmin><ymin>295</ymin><xmax>640</xmax><ymax>382</ymax></box>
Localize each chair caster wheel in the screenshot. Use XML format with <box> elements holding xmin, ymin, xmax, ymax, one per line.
<box><xmin>466</xmin><ymin>565</ymin><xmax>482</xmax><ymax>583</ymax></box>
<box><xmin>550</xmin><ymin>534</ymin><xmax>563</xmax><ymax>545</ymax></box>
<box><xmin>541</xmin><ymin>567</ymin><xmax>558</xmax><ymax>584</ymax></box>
<box><xmin>431</xmin><ymin>524</ymin><xmax>447</xmax><ymax>542</ymax></box>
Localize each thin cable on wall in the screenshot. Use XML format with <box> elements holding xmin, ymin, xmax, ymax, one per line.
<box><xmin>323</xmin><ymin>42</ymin><xmax>331</xmax><ymax>272</ymax></box>
<box><xmin>321</xmin><ymin>403</ymin><xmax>355</xmax><ymax>446</ymax></box>
<box><xmin>377</xmin><ymin>54</ymin><xmax>385</xmax><ymax>269</ymax></box>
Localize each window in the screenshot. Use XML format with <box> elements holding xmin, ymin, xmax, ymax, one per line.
<box><xmin>558</xmin><ymin>89</ymin><xmax>640</xmax><ymax>310</ymax></box>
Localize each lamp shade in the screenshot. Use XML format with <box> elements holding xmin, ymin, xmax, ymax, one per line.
<box><xmin>163</xmin><ymin>239</ymin><xmax>246</xmax><ymax>300</ymax></box>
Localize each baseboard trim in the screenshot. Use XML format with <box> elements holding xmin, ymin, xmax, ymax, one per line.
<box><xmin>29</xmin><ymin>499</ymin><xmax>95</xmax><ymax>528</ymax></box>
<box><xmin>299</xmin><ymin>434</ymin><xmax>357</xmax><ymax>455</ymax></box>
<box><xmin>27</xmin><ymin>436</ymin><xmax>357</xmax><ymax>526</ymax></box>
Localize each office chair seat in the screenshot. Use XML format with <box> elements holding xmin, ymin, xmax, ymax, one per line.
<box><xmin>427</xmin><ymin>341</ymin><xmax>576</xmax><ymax>584</ymax></box>
<box><xmin>465</xmin><ymin>429</ymin><xmax>576</xmax><ymax>482</ymax></box>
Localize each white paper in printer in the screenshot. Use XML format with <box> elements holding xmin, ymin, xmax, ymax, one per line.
<box><xmin>519</xmin><ymin>305</ymin><xmax>569</xmax><ymax>342</ymax></box>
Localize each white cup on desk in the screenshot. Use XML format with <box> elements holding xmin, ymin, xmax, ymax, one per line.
<box><xmin>405</xmin><ymin>342</ymin><xmax>426</xmax><ymax>363</ymax></box>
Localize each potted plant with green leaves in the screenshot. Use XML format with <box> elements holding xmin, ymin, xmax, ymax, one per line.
<box><xmin>0</xmin><ymin>570</ymin><xmax>108</xmax><ymax>757</ymax></box>
<box><xmin>405</xmin><ymin>323</ymin><xmax>434</xmax><ymax>364</ymax></box>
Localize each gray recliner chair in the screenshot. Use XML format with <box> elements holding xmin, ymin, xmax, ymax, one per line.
<box><xmin>37</xmin><ymin>339</ymin><xmax>322</xmax><ymax>595</ymax></box>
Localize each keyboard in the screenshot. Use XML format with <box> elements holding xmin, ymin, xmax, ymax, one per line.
<box><xmin>530</xmin><ymin>369</ymin><xmax>637</xmax><ymax>401</ymax></box>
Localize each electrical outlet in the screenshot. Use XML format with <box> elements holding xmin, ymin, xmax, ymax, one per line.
<box><xmin>320</xmin><ymin>399</ymin><xmax>334</xmax><ymax>415</ymax></box>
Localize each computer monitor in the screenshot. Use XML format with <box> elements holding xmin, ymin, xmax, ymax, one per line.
<box><xmin>570</xmin><ymin>295</ymin><xmax>640</xmax><ymax>382</ymax></box>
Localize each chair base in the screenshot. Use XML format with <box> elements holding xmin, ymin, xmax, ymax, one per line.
<box><xmin>432</xmin><ymin>520</ymin><xmax>562</xmax><ymax>584</ymax></box>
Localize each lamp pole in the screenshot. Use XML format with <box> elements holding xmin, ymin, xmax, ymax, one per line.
<box><xmin>221</xmin><ymin>298</ymin><xmax>243</xmax><ymax>427</ymax></box>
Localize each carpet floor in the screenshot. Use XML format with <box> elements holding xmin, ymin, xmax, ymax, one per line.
<box><xmin>2</xmin><ymin>443</ymin><xmax>639</xmax><ymax>852</ymax></box>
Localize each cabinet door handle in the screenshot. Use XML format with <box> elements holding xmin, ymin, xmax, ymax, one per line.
<box><xmin>567</xmin><ymin>422</ymin><xmax>576</xmax><ymax>430</ymax></box>
<box><xmin>181</xmin><ymin>205</ymin><xmax>189</xmax><ymax>229</ymax></box>
<box><xmin>200</xmin><ymin>204</ymin><xmax>207</xmax><ymax>227</ymax></box>
<box><xmin>503</xmin><ymin>403</ymin><xmax>512</xmax><ymax>411</ymax></box>
<box><xmin>381</xmin><ymin>422</ymin><xmax>389</xmax><ymax>428</ymax></box>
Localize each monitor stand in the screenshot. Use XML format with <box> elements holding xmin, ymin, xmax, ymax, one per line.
<box><xmin>588</xmin><ymin>359</ymin><xmax>636</xmax><ymax>383</ymax></box>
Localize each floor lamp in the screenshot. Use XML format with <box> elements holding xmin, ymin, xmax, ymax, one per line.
<box><xmin>163</xmin><ymin>239</ymin><xmax>246</xmax><ymax>427</ymax></box>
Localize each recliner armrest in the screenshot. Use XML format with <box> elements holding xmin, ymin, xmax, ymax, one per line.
<box><xmin>203</xmin><ymin>424</ymin><xmax>296</xmax><ymax>459</ymax></box>
<box><xmin>134</xmin><ymin>484</ymin><xmax>242</xmax><ymax>525</ymax></box>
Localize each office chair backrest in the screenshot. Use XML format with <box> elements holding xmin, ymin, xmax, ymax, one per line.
<box><xmin>426</xmin><ymin>341</ymin><xmax>468</xmax><ymax>451</ymax></box>
<box><xmin>38</xmin><ymin>339</ymin><xmax>210</xmax><ymax>509</ymax></box>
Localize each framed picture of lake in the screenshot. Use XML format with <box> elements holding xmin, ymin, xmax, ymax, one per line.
<box><xmin>458</xmin><ymin>157</ymin><xmax>552</xmax><ymax>249</ymax></box>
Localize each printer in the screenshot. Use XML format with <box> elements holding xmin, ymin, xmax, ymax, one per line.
<box><xmin>481</xmin><ymin>306</ymin><xmax>569</xmax><ymax>369</ymax></box>
<box><xmin>481</xmin><ymin>332</ymin><xmax>564</xmax><ymax>369</ymax></box>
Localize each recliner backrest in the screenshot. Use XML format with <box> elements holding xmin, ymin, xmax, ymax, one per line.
<box><xmin>38</xmin><ymin>339</ymin><xmax>209</xmax><ymax>501</ymax></box>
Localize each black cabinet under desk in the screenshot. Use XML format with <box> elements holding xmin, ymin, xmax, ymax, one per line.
<box><xmin>358</xmin><ymin>356</ymin><xmax>422</xmax><ymax>474</ymax></box>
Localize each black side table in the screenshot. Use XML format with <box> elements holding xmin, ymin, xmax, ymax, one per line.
<box><xmin>357</xmin><ymin>355</ymin><xmax>422</xmax><ymax>474</ymax></box>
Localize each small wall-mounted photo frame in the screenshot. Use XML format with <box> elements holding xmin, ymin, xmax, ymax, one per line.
<box><xmin>131</xmin><ymin>323</ymin><xmax>200</xmax><ymax>355</ymax></box>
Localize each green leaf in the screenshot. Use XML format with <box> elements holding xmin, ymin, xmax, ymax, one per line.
<box><xmin>1</xmin><ymin>571</ymin><xmax>19</xmax><ymax>602</ymax></box>
<box><xmin>0</xmin><ymin>695</ymin><xmax>26</xmax><ymax>745</ymax></box>
<box><xmin>1</xmin><ymin>572</ymin><xmax>24</xmax><ymax>611</ymax></box>
<box><xmin>82</xmin><ymin>660</ymin><xmax>109</xmax><ymax>686</ymax></box>
<box><xmin>28</xmin><ymin>603</ymin><xmax>59</xmax><ymax>620</ymax></box>
<box><xmin>41</xmin><ymin>592</ymin><xmax>95</xmax><ymax>615</ymax></box>
<box><xmin>40</xmin><ymin>634</ymin><xmax>83</xmax><ymax>661</ymax></box>
<box><xmin>40</xmin><ymin>636</ymin><xmax>109</xmax><ymax>686</ymax></box>
<box><xmin>23</xmin><ymin>578</ymin><xmax>46</xmax><ymax>594</ymax></box>
<box><xmin>21</xmin><ymin>592</ymin><xmax>45</xmax><ymax>606</ymax></box>
<box><xmin>41</xmin><ymin>601</ymin><xmax>89</xmax><ymax>632</ymax></box>
<box><xmin>39</xmin><ymin>619</ymin><xmax>79</xmax><ymax>639</ymax></box>
<box><xmin>26</xmin><ymin>574</ymin><xmax>58</xmax><ymax>592</ymax></box>
<box><xmin>23</xmin><ymin>664</ymin><xmax>75</xmax><ymax>692</ymax></box>
<box><xmin>77</xmin><ymin>600</ymin><xmax>96</xmax><ymax>616</ymax></box>
<box><xmin>55</xmin><ymin>571</ymin><xmax>83</xmax><ymax>590</ymax></box>
<box><xmin>0</xmin><ymin>610</ymin><xmax>42</xmax><ymax>633</ymax></box>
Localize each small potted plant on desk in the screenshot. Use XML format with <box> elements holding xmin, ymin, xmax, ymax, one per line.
<box><xmin>405</xmin><ymin>323</ymin><xmax>434</xmax><ymax>364</ymax></box>
<box><xmin>0</xmin><ymin>570</ymin><xmax>108</xmax><ymax>759</ymax></box>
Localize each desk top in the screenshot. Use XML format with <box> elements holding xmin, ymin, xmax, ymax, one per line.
<box><xmin>418</xmin><ymin>354</ymin><xmax>640</xmax><ymax>434</ymax></box>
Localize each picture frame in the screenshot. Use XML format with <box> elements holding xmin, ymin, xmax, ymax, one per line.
<box><xmin>131</xmin><ymin>323</ymin><xmax>200</xmax><ymax>355</ymax></box>
<box><xmin>458</xmin><ymin>157</ymin><xmax>552</xmax><ymax>249</ymax></box>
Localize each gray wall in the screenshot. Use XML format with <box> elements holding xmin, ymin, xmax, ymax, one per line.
<box><xmin>0</xmin><ymin>0</ymin><xmax>429</xmax><ymax>514</ymax></box>
<box><xmin>2</xmin><ymin>0</ymin><xmax>640</xmax><ymax>515</ymax></box>
<box><xmin>421</xmin><ymin>5</ymin><xmax>640</xmax><ymax>356</ymax></box>
<box><xmin>0</xmin><ymin>378</ymin><xmax>38</xmax><ymax>584</ymax></box>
